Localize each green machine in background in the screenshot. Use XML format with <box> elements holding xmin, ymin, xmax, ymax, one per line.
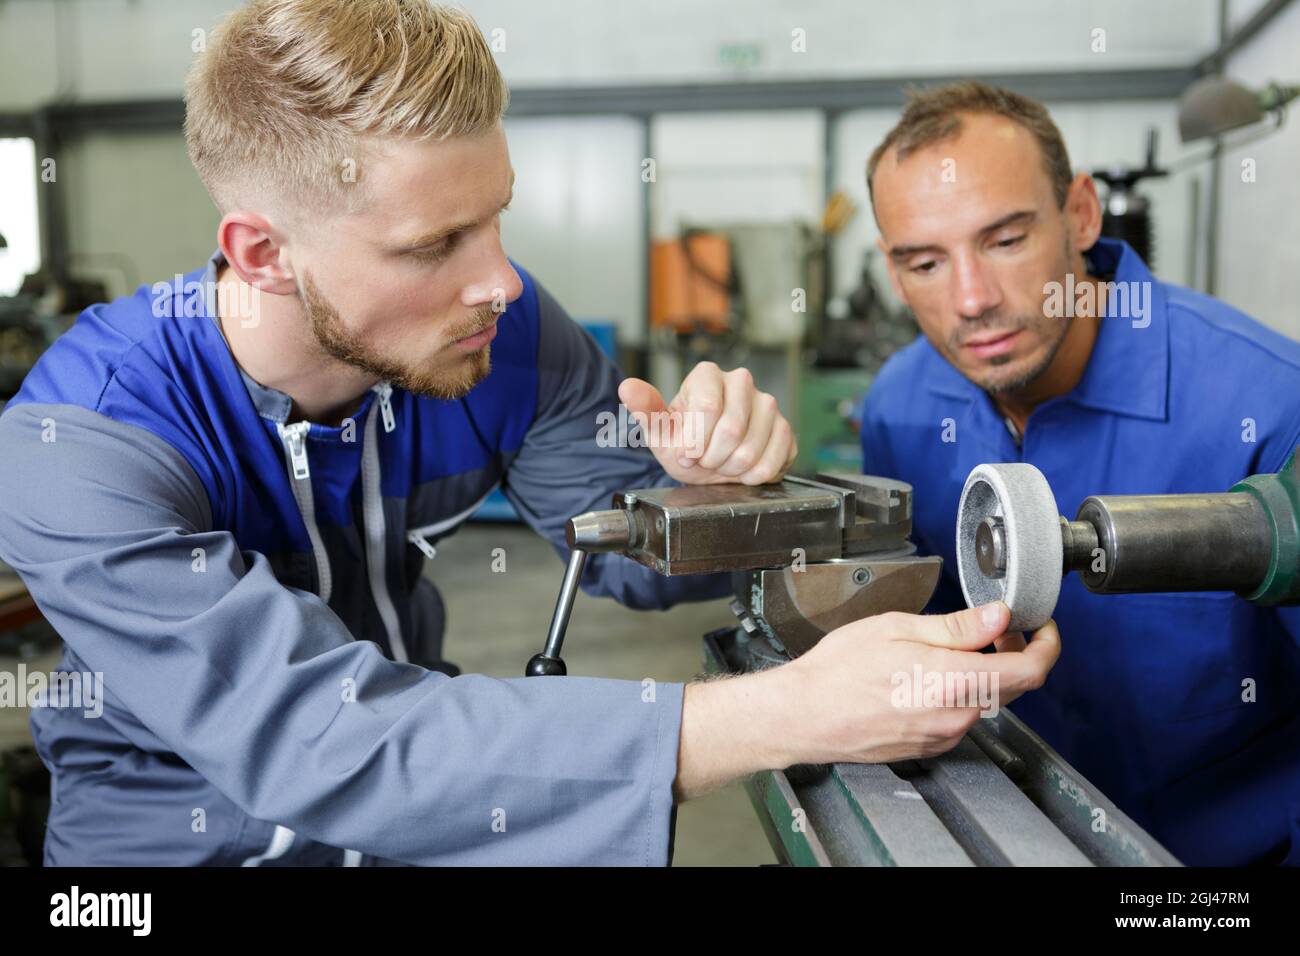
<box><xmin>796</xmin><ymin>368</ymin><xmax>874</xmax><ymax>474</ymax></box>
<box><xmin>798</xmin><ymin>249</ymin><xmax>919</xmax><ymax>475</ymax></box>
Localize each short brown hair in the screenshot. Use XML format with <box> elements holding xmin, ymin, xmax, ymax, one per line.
<box><xmin>866</xmin><ymin>80</ymin><xmax>1074</xmax><ymax>210</ymax></box>
<box><xmin>185</xmin><ymin>0</ymin><xmax>508</xmax><ymax>213</ymax></box>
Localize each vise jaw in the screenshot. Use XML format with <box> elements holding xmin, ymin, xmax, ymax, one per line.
<box><xmin>564</xmin><ymin>474</ymin><xmax>941</xmax><ymax>659</ymax></box>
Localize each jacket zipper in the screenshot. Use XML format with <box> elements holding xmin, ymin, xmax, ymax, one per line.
<box><xmin>241</xmin><ymin>824</ymin><xmax>295</xmax><ymax>867</ymax></box>
<box><xmin>265</xmin><ymin>397</ymin><xmax>391</xmax><ymax>868</ymax></box>
<box><xmin>362</xmin><ymin>382</ymin><xmax>408</xmax><ymax>663</ymax></box>
<box><xmin>406</xmin><ymin>489</ymin><xmax>498</xmax><ymax>560</ymax></box>
<box><xmin>377</xmin><ymin>381</ymin><xmax>396</xmax><ymax>434</ymax></box>
<box><xmin>275</xmin><ymin>421</ymin><xmax>332</xmax><ymax>604</ymax></box>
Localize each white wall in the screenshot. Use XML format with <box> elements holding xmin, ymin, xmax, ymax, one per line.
<box><xmin>1215</xmin><ymin>0</ymin><xmax>1300</xmax><ymax>341</ymax></box>
<box><xmin>0</xmin><ymin>0</ymin><xmax>231</xmax><ymax>109</ymax></box>
<box><xmin>650</xmin><ymin>111</ymin><xmax>825</xmax><ymax>239</ymax></box>
<box><xmin>454</xmin><ymin>0</ymin><xmax>1218</xmax><ymax>85</ymax></box>
<box><xmin>59</xmin><ymin>131</ymin><xmax>221</xmax><ymax>294</ymax></box>
<box><xmin>0</xmin><ymin>0</ymin><xmax>1224</xmax><ymax>110</ymax></box>
<box><xmin>500</xmin><ymin>115</ymin><xmax>644</xmax><ymax>342</ymax></box>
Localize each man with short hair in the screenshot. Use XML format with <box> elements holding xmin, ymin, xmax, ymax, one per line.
<box><xmin>0</xmin><ymin>7</ymin><xmax>1057</xmax><ymax>865</ymax></box>
<box><xmin>859</xmin><ymin>80</ymin><xmax>1300</xmax><ymax>865</ymax></box>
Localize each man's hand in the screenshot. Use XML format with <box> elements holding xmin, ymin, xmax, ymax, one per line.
<box><xmin>779</xmin><ymin>601</ymin><xmax>1059</xmax><ymax>766</ymax></box>
<box><xmin>673</xmin><ymin>602</ymin><xmax>1061</xmax><ymax>801</ymax></box>
<box><xmin>618</xmin><ymin>361</ymin><xmax>797</xmax><ymax>485</ymax></box>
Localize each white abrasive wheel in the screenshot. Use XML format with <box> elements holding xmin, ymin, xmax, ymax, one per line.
<box><xmin>955</xmin><ymin>463</ymin><xmax>1063</xmax><ymax>632</ymax></box>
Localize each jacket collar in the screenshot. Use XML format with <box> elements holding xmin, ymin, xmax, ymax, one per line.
<box><xmin>924</xmin><ymin>237</ymin><xmax>1169</xmax><ymax>422</ymax></box>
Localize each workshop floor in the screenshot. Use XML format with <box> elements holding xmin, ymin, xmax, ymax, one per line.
<box><xmin>0</xmin><ymin>521</ymin><xmax>775</xmax><ymax>867</ymax></box>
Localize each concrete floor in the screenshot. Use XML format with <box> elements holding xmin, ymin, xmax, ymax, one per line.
<box><xmin>0</xmin><ymin>521</ymin><xmax>777</xmax><ymax>866</ymax></box>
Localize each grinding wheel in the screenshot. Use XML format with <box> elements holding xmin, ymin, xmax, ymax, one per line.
<box><xmin>956</xmin><ymin>463</ymin><xmax>1063</xmax><ymax>631</ymax></box>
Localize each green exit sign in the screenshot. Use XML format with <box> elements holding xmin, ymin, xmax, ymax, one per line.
<box><xmin>718</xmin><ymin>43</ymin><xmax>761</xmax><ymax>71</ymax></box>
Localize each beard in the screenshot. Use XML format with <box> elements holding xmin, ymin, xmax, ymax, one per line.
<box><xmin>948</xmin><ymin>311</ymin><xmax>1069</xmax><ymax>394</ymax></box>
<box><xmin>299</xmin><ymin>271</ymin><xmax>494</xmax><ymax>401</ymax></box>
<box><xmin>945</xmin><ymin>236</ymin><xmax>1075</xmax><ymax>395</ymax></box>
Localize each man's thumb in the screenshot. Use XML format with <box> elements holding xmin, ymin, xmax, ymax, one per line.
<box><xmin>897</xmin><ymin>601</ymin><xmax>1010</xmax><ymax>651</ymax></box>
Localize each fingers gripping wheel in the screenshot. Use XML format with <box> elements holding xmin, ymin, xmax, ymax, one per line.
<box><xmin>956</xmin><ymin>463</ymin><xmax>1063</xmax><ymax>632</ymax></box>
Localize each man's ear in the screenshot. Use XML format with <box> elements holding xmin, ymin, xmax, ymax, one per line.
<box><xmin>1064</xmin><ymin>172</ymin><xmax>1103</xmax><ymax>253</ymax></box>
<box><xmin>877</xmin><ymin>236</ymin><xmax>906</xmax><ymax>303</ymax></box>
<box><xmin>218</xmin><ymin>211</ymin><xmax>299</xmax><ymax>295</ymax></box>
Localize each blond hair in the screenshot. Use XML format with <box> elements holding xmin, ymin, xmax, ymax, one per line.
<box><xmin>867</xmin><ymin>80</ymin><xmax>1073</xmax><ymax>210</ymax></box>
<box><xmin>185</xmin><ymin>0</ymin><xmax>508</xmax><ymax>213</ymax></box>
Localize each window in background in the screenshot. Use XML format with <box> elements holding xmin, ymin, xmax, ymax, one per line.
<box><xmin>0</xmin><ymin>138</ymin><xmax>40</xmax><ymax>296</ymax></box>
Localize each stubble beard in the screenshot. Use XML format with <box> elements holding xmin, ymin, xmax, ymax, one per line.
<box><xmin>299</xmin><ymin>271</ymin><xmax>494</xmax><ymax>401</ymax></box>
<box><xmin>974</xmin><ymin>319</ymin><xmax>1069</xmax><ymax>395</ymax></box>
<box><xmin>948</xmin><ymin>236</ymin><xmax>1076</xmax><ymax>396</ymax></box>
